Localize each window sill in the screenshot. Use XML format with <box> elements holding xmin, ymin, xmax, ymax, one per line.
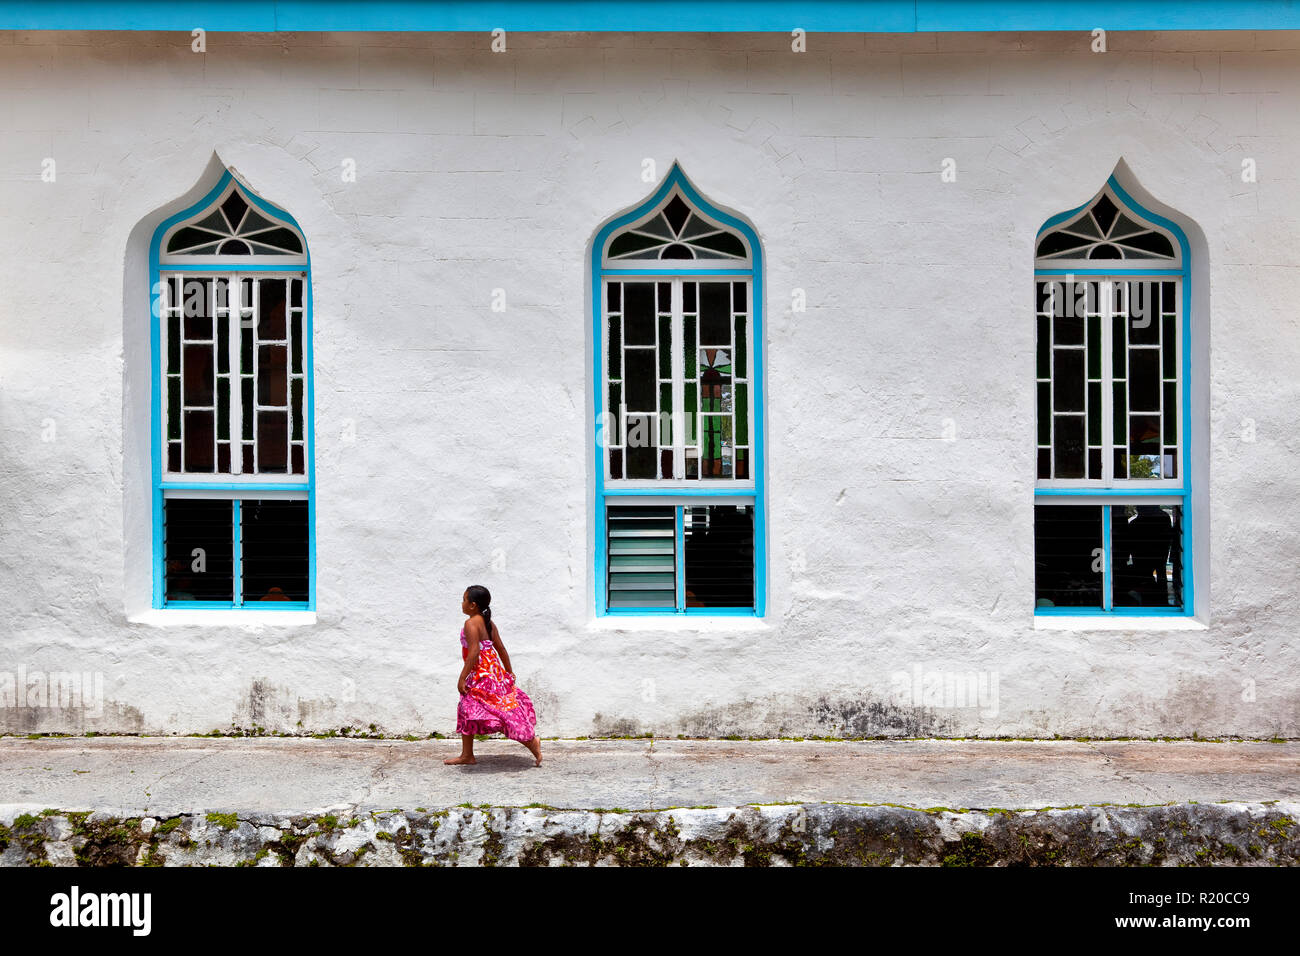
<box><xmin>1034</xmin><ymin>615</ymin><xmax>1205</xmax><ymax>631</ymax></box>
<box><xmin>129</xmin><ymin>609</ymin><xmax>317</xmax><ymax>627</ymax></box>
<box><xmin>590</xmin><ymin>614</ymin><xmax>769</xmax><ymax>632</ymax></box>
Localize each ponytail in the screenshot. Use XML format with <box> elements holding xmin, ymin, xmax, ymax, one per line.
<box><xmin>466</xmin><ymin>584</ymin><xmax>493</xmax><ymax>640</ymax></box>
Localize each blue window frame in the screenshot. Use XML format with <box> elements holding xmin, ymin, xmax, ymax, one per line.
<box><xmin>1033</xmin><ymin>175</ymin><xmax>1193</xmax><ymax>617</ymax></box>
<box><xmin>149</xmin><ymin>168</ymin><xmax>315</xmax><ymax>610</ymax></box>
<box><xmin>592</xmin><ymin>164</ymin><xmax>766</xmax><ymax>616</ymax></box>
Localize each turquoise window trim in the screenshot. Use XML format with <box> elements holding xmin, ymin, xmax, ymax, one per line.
<box><xmin>149</xmin><ymin>168</ymin><xmax>316</xmax><ymax>611</ymax></box>
<box><xmin>593</xmin><ymin>162</ymin><xmax>766</xmax><ymax>618</ymax></box>
<box><xmin>4</xmin><ymin>1</ymin><xmax>1299</xmax><ymax>33</ymax></box>
<box><xmin>1034</xmin><ymin>173</ymin><xmax>1194</xmax><ymax>619</ymax></box>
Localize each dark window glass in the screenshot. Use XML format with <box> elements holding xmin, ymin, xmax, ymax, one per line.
<box><xmin>624</xmin><ymin>350</ymin><xmax>655</xmax><ymax>411</ymax></box>
<box><xmin>1034</xmin><ymin>505</ymin><xmax>1102</xmax><ymax>608</ymax></box>
<box><xmin>623</xmin><ymin>283</ymin><xmax>655</xmax><ymax>345</ymax></box>
<box><xmin>241</xmin><ymin>499</ymin><xmax>309</xmax><ymax>603</ymax></box>
<box><xmin>1053</xmin><ymin>350</ymin><xmax>1084</xmax><ymax>412</ymax></box>
<box><xmin>684</xmin><ymin>505</ymin><xmax>754</xmax><ymax>609</ymax></box>
<box><xmin>259</xmin><ymin>280</ymin><xmax>287</xmax><ymax>339</ymax></box>
<box><xmin>1053</xmin><ymin>415</ymin><xmax>1085</xmax><ymax>478</ymax></box>
<box><xmin>1112</xmin><ymin>505</ymin><xmax>1182</xmax><ymax>609</ymax></box>
<box><xmin>183</xmin><ymin>345</ymin><xmax>214</xmax><ymax>406</ymax></box>
<box><xmin>291</xmin><ymin>314</ymin><xmax>302</xmax><ymax>374</ymax></box>
<box><xmin>1128</xmin><ymin>350</ymin><xmax>1160</xmax><ymax>410</ymax></box>
<box><xmin>165</xmin><ymin>499</ymin><xmax>233</xmax><ymax>602</ymax></box>
<box><xmin>699</xmin><ymin>283</ymin><xmax>731</xmax><ymax>344</ymax></box>
<box><xmin>183</xmin><ymin>410</ymin><xmax>214</xmax><ymax>472</ymax></box>
<box><xmin>257</xmin><ymin>412</ymin><xmax>288</xmax><ymax>472</ymax></box>
<box><xmin>258</xmin><ymin>345</ymin><xmax>288</xmax><ymax>406</ymax></box>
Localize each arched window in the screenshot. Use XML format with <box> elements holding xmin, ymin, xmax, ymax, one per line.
<box><xmin>592</xmin><ymin>164</ymin><xmax>765</xmax><ymax>615</ymax></box>
<box><xmin>1033</xmin><ymin>175</ymin><xmax>1191</xmax><ymax>616</ymax></box>
<box><xmin>150</xmin><ymin>169</ymin><xmax>313</xmax><ymax>609</ymax></box>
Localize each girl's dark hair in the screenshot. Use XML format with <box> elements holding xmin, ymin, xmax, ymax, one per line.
<box><xmin>466</xmin><ymin>585</ymin><xmax>492</xmax><ymax>640</ymax></box>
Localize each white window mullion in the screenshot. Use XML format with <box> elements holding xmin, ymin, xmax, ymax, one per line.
<box><xmin>1101</xmin><ymin>279</ymin><xmax>1114</xmax><ymax>484</ymax></box>
<box><xmin>671</xmin><ymin>279</ymin><xmax>685</xmax><ymax>479</ymax></box>
<box><xmin>229</xmin><ymin>274</ymin><xmax>244</xmax><ymax>475</ymax></box>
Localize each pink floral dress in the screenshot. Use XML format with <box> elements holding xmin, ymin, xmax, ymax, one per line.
<box><xmin>456</xmin><ymin>626</ymin><xmax>538</xmax><ymax>742</ymax></box>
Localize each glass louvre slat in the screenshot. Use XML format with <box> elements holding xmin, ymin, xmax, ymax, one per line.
<box><xmin>164</xmin><ymin>498</ymin><xmax>234</xmax><ymax>603</ymax></box>
<box><xmin>607</xmin><ymin>506</ymin><xmax>677</xmax><ymax>610</ymax></box>
<box><xmin>1034</xmin><ymin>505</ymin><xmax>1102</xmax><ymax>609</ymax></box>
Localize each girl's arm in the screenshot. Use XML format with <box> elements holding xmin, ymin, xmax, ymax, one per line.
<box><xmin>458</xmin><ymin>625</ymin><xmax>481</xmax><ymax>695</ymax></box>
<box><xmin>492</xmin><ymin>623</ymin><xmax>513</xmax><ymax>674</ymax></box>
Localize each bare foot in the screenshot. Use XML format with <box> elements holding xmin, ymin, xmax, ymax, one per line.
<box><xmin>444</xmin><ymin>754</ymin><xmax>476</xmax><ymax>765</ymax></box>
<box><xmin>525</xmin><ymin>736</ymin><xmax>542</xmax><ymax>766</ymax></box>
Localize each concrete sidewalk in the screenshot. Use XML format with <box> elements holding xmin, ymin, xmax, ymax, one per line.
<box><xmin>2</xmin><ymin>736</ymin><xmax>1297</xmax><ymax>815</ymax></box>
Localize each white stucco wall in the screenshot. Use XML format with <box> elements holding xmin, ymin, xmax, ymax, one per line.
<box><xmin>0</xmin><ymin>28</ymin><xmax>1296</xmax><ymax>737</ymax></box>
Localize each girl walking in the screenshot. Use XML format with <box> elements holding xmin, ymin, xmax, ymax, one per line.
<box><xmin>444</xmin><ymin>585</ymin><xmax>542</xmax><ymax>766</ymax></box>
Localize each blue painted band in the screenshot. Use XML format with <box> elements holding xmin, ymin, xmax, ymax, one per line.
<box><xmin>3</xmin><ymin>1</ymin><xmax>1298</xmax><ymax>32</ymax></box>
<box><xmin>1034</xmin><ymin>606</ymin><xmax>1192</xmax><ymax>617</ymax></box>
<box><xmin>1034</xmin><ymin>488</ymin><xmax>1187</xmax><ymax>497</ymax></box>
<box><xmin>602</xmin><ymin>487</ymin><xmax>757</xmax><ymax>497</ymax></box>
<box><xmin>161</xmin><ymin>482</ymin><xmax>311</xmax><ymax>492</ymax></box>
<box><xmin>164</xmin><ymin>601</ymin><xmax>311</xmax><ymax>610</ymax></box>
<box><xmin>600</xmin><ymin>268</ymin><xmax>754</xmax><ymax>277</ymax></box>
<box><xmin>1034</xmin><ymin>269</ymin><xmax>1185</xmax><ymax>277</ymax></box>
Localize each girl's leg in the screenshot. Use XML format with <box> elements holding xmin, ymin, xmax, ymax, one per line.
<box><xmin>444</xmin><ymin>734</ymin><xmax>476</xmax><ymax>765</ymax></box>
<box><xmin>520</xmin><ymin>736</ymin><xmax>542</xmax><ymax>766</ymax></box>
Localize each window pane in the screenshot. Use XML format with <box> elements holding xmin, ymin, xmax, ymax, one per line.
<box><xmin>217</xmin><ymin>314</ymin><xmax>230</xmax><ymax>374</ymax></box>
<box><xmin>684</xmin><ymin>505</ymin><xmax>754</xmax><ymax>608</ymax></box>
<box><xmin>217</xmin><ymin>379</ymin><xmax>230</xmax><ymax>441</ymax></box>
<box><xmin>167</xmin><ymin>378</ymin><xmax>181</xmax><ymax>441</ymax></box>
<box><xmin>257</xmin><ymin>411</ymin><xmax>288</xmax><ymax>472</ymax></box>
<box><xmin>241</xmin><ymin>499</ymin><xmax>309</xmax><ymax>603</ymax></box>
<box><xmin>291</xmin><ymin>379</ymin><xmax>304</xmax><ymax>442</ymax></box>
<box><xmin>164</xmin><ymin>498</ymin><xmax>233</xmax><ymax>602</ymax></box>
<box><xmin>183</xmin><ymin>345</ymin><xmax>214</xmax><ymax>406</ymax></box>
<box><xmin>1053</xmin><ymin>350</ymin><xmax>1083</xmax><ymax>412</ymax></box>
<box><xmin>183</xmin><ymin>410</ymin><xmax>214</xmax><ymax>472</ymax></box>
<box><xmin>1112</xmin><ymin>505</ymin><xmax>1182</xmax><ymax>609</ymax></box>
<box><xmin>623</xmin><ymin>283</ymin><xmax>655</xmax><ymax>345</ymax></box>
<box><xmin>1036</xmin><ymin>315</ymin><xmax>1049</xmax><ymax>378</ymax></box>
<box><xmin>1126</xmin><ymin>282</ymin><xmax>1159</xmax><ymax>345</ymax></box>
<box><xmin>1053</xmin><ymin>415</ymin><xmax>1085</xmax><ymax>478</ymax></box>
<box><xmin>1129</xmin><ymin>350</ymin><xmax>1160</xmax><ymax>411</ymax></box>
<box><xmin>258</xmin><ymin>345</ymin><xmax>288</xmax><ymax>406</ymax></box>
<box><xmin>258</xmin><ymin>279</ymin><xmax>287</xmax><ymax>339</ymax></box>
<box><xmin>699</xmin><ymin>283</ymin><xmax>730</xmax><ymax>344</ymax></box>
<box><xmin>1034</xmin><ymin>505</ymin><xmax>1102</xmax><ymax>608</ymax></box>
<box><xmin>734</xmin><ymin>313</ymin><xmax>747</xmax><ymax>380</ymax></box>
<box><xmin>291</xmin><ymin>314</ymin><xmax>303</xmax><ymax>374</ymax></box>
<box><xmin>167</xmin><ymin>316</ymin><xmax>180</xmax><ymax>374</ymax></box>
<box><xmin>624</xmin><ymin>350</ymin><xmax>655</xmax><ymax>411</ymax></box>
<box><xmin>607</xmin><ymin>312</ymin><xmax>621</xmax><ymax>379</ymax></box>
